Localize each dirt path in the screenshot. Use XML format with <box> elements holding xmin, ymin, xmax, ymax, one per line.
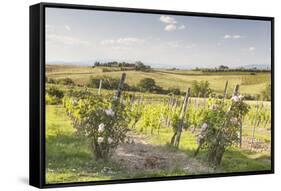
<box><xmin>112</xmin><ymin>131</ymin><xmax>215</xmax><ymax>175</ymax></box>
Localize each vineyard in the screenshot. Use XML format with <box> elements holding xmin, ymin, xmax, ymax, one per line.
<box><xmin>45</xmin><ymin>71</ymin><xmax>271</xmax><ymax>184</ymax></box>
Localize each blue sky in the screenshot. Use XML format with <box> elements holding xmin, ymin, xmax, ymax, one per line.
<box><xmin>46</xmin><ymin>8</ymin><xmax>271</xmax><ymax>69</ymax></box>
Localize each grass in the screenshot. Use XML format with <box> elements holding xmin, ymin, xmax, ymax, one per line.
<box><xmin>221</xmin><ymin>149</ymin><xmax>271</xmax><ymax>172</ymax></box>
<box><xmin>46</xmin><ymin>103</ymin><xmax>271</xmax><ymax>184</ymax></box>
<box><xmin>46</xmin><ymin>64</ymin><xmax>270</xmax><ymax>95</ymax></box>
<box><xmin>46</xmin><ymin>105</ymin><xmax>123</xmax><ymax>183</ymax></box>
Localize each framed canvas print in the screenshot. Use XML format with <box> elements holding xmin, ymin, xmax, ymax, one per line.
<box><xmin>29</xmin><ymin>2</ymin><xmax>274</xmax><ymax>188</ymax></box>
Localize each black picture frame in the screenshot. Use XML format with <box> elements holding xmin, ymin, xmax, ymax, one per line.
<box><xmin>30</xmin><ymin>2</ymin><xmax>275</xmax><ymax>189</ymax></box>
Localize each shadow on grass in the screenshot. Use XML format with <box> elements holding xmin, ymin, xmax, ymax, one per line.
<box><xmin>221</xmin><ymin>149</ymin><xmax>271</xmax><ymax>172</ymax></box>
<box><xmin>46</xmin><ymin>132</ymin><xmax>128</xmax><ymax>170</ymax></box>
<box><xmin>181</xmin><ymin>147</ymin><xmax>271</xmax><ymax>173</ymax></box>
<box><xmin>46</xmin><ymin>131</ymin><xmax>213</xmax><ymax>183</ymax></box>
<box><xmin>46</xmin><ymin>132</ymin><xmax>128</xmax><ymax>184</ymax></box>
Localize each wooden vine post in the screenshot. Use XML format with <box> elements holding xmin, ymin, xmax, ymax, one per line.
<box><xmin>98</xmin><ymin>79</ymin><xmax>103</xmax><ymax>95</ymax></box>
<box><xmin>138</xmin><ymin>95</ymin><xmax>144</xmax><ymax>112</ymax></box>
<box><xmin>222</xmin><ymin>80</ymin><xmax>228</xmax><ymax>101</ymax></box>
<box><xmin>170</xmin><ymin>88</ymin><xmax>191</xmax><ymax>148</ymax></box>
<box><xmin>110</xmin><ymin>73</ymin><xmax>126</xmax><ymax>113</ymax></box>
<box><xmin>233</xmin><ymin>84</ymin><xmax>239</xmax><ymax>96</ymax></box>
<box><xmin>115</xmin><ymin>73</ymin><xmax>126</xmax><ymax>99</ymax></box>
<box><xmin>230</xmin><ymin>84</ymin><xmax>243</xmax><ymax>148</ymax></box>
<box><xmin>131</xmin><ymin>94</ymin><xmax>144</xmax><ymax>129</ymax></box>
<box><xmin>232</xmin><ymin>84</ymin><xmax>243</xmax><ymax>148</ymax></box>
<box><xmin>129</xmin><ymin>94</ymin><xmax>135</xmax><ymax>110</ymax></box>
<box><xmin>239</xmin><ymin>118</ymin><xmax>243</xmax><ymax>148</ymax></box>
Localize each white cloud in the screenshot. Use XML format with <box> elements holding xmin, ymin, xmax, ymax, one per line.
<box><xmin>64</xmin><ymin>25</ymin><xmax>71</xmax><ymax>31</ymax></box>
<box><xmin>101</xmin><ymin>37</ymin><xmax>144</xmax><ymax>45</ymax></box>
<box><xmin>223</xmin><ymin>34</ymin><xmax>232</xmax><ymax>39</ymax></box>
<box><xmin>159</xmin><ymin>15</ymin><xmax>186</xmax><ymax>32</ymax></box>
<box><xmin>165</xmin><ymin>24</ymin><xmax>177</xmax><ymax>31</ymax></box>
<box><xmin>159</xmin><ymin>15</ymin><xmax>177</xmax><ymax>24</ymax></box>
<box><xmin>223</xmin><ymin>34</ymin><xmax>242</xmax><ymax>39</ymax></box>
<box><xmin>249</xmin><ymin>46</ymin><xmax>256</xmax><ymax>51</ymax></box>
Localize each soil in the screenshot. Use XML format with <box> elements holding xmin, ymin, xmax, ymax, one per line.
<box><xmin>111</xmin><ymin>131</ymin><xmax>215</xmax><ymax>175</ymax></box>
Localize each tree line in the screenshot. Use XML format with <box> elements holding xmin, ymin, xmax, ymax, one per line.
<box><xmin>193</xmin><ymin>65</ymin><xmax>271</xmax><ymax>73</ymax></box>
<box><xmin>93</xmin><ymin>61</ymin><xmax>151</xmax><ymax>71</ymax></box>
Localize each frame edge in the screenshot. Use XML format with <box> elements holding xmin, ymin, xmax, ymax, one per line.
<box><xmin>29</xmin><ymin>3</ymin><xmax>44</xmax><ymax>188</ymax></box>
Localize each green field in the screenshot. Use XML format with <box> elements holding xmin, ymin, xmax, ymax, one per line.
<box><xmin>46</xmin><ymin>65</ymin><xmax>270</xmax><ymax>95</ymax></box>
<box><xmin>45</xmin><ymin>64</ymin><xmax>271</xmax><ymax>184</ymax></box>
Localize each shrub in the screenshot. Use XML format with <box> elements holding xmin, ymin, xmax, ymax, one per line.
<box><xmin>152</xmin><ymin>85</ymin><xmax>164</xmax><ymax>94</ymax></box>
<box><xmin>63</xmin><ymin>94</ymin><xmax>130</xmax><ymax>160</ymax></box>
<box><xmin>195</xmin><ymin>96</ymin><xmax>249</xmax><ymax>167</ymax></box>
<box><xmin>243</xmin><ymin>94</ymin><xmax>258</xmax><ymax>100</ymax></box>
<box><xmin>46</xmin><ymin>86</ymin><xmax>64</xmax><ymax>99</ymax></box>
<box><xmin>102</xmin><ymin>78</ymin><xmax>120</xmax><ymax>89</ymax></box>
<box><xmin>66</xmin><ymin>89</ymin><xmax>93</xmax><ymax>99</ymax></box>
<box><xmin>127</xmin><ymin>85</ymin><xmax>139</xmax><ymax>92</ymax></box>
<box><xmin>138</xmin><ymin>78</ymin><xmax>157</xmax><ymax>92</ymax></box>
<box><xmin>57</xmin><ymin>78</ymin><xmax>75</xmax><ymax>86</ymax></box>
<box><xmin>135</xmin><ymin>61</ymin><xmax>151</xmax><ymax>71</ymax></box>
<box><xmin>168</xmin><ymin>88</ymin><xmax>181</xmax><ymax>95</ymax></box>
<box><xmin>191</xmin><ymin>80</ymin><xmax>213</xmax><ymax>97</ymax></box>
<box><xmin>88</xmin><ymin>77</ymin><xmax>100</xmax><ymax>88</ymax></box>
<box><xmin>46</xmin><ymin>86</ymin><xmax>64</xmax><ymax>105</ymax></box>
<box><xmin>46</xmin><ymin>94</ymin><xmax>61</xmax><ymax>105</ymax></box>
<box><xmin>47</xmin><ymin>78</ymin><xmax>57</xmax><ymax>84</ymax></box>
<box><xmin>261</xmin><ymin>83</ymin><xmax>271</xmax><ymax>101</ymax></box>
